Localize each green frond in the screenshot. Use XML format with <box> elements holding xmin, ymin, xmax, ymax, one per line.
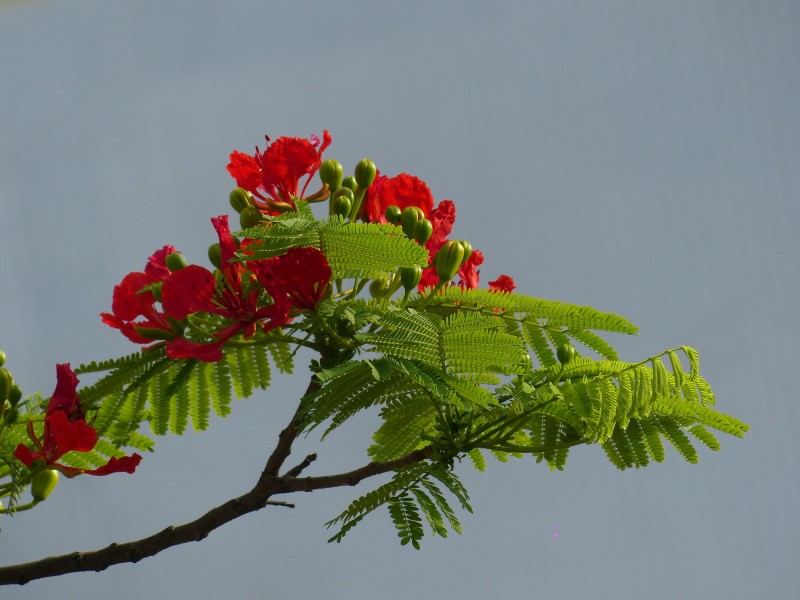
<box><xmin>409</xmin><ymin>487</ymin><xmax>448</xmax><ymax>537</ymax></box>
<box><xmin>467</xmin><ymin>448</ymin><xmax>487</xmax><ymax>471</ymax></box>
<box><xmin>567</xmin><ymin>329</ymin><xmax>620</xmax><ymax>360</ymax></box>
<box><xmin>388</xmin><ymin>491</ymin><xmax>425</xmax><ymax>548</ymax></box>
<box><xmin>418</xmin><ymin>477</ymin><xmax>463</xmax><ymax>534</ymax></box>
<box><xmin>357</xmin><ymin>309</ymin><xmax>442</xmax><ymax>366</ymax></box>
<box><xmin>369</xmin><ymin>395</ymin><xmax>437</xmax><ymax>462</ymax></box>
<box><xmin>326</xmin><ymin>462</ymin><xmax>431</xmax><ymax>543</ymax></box>
<box><xmin>319</xmin><ymin>221</ymin><xmax>430</xmax><ymax>279</ymax></box>
<box><xmin>442</xmin><ymin>313</ymin><xmax>530</xmax><ymax>377</ymax></box>
<box><xmin>415</xmin><ymin>287</ymin><xmax>638</xmax><ymax>334</ymax></box>
<box><xmin>518</xmin><ymin>320</ymin><xmax>557</xmax><ymax>368</ymax></box>
<box><xmin>236</xmin><ymin>214</ymin><xmax>323</xmax><ymax>259</ymax></box>
<box><xmin>653</xmin><ymin>416</ymin><xmax>699</xmax><ymax>464</ymax></box>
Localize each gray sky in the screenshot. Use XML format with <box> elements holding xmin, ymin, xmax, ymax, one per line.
<box><xmin>1</xmin><ymin>1</ymin><xmax>798</xmax><ymax>598</ymax></box>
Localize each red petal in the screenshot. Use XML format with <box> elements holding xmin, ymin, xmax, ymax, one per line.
<box><xmin>47</xmin><ymin>410</ymin><xmax>98</xmax><ymax>456</ymax></box>
<box><xmin>111</xmin><ymin>272</ymin><xmax>159</xmax><ymax>321</ymax></box>
<box><xmin>166</xmin><ymin>337</ymin><xmax>225</xmax><ymax>362</ymax></box>
<box><xmin>85</xmin><ymin>453</ymin><xmax>143</xmax><ymax>476</ymax></box>
<box><xmin>145</xmin><ymin>245</ymin><xmax>178</xmax><ymax>280</ymax></box>
<box><xmin>46</xmin><ymin>363</ymin><xmax>81</xmax><ymax>417</ymax></box>
<box><xmin>365</xmin><ymin>173</ymin><xmax>434</xmax><ymax>223</ymax></box>
<box><xmin>161</xmin><ymin>265</ymin><xmax>218</xmax><ymax>320</ymax></box>
<box><xmin>227</xmin><ymin>151</ymin><xmax>262</xmax><ymax>193</ymax></box>
<box><xmin>489</xmin><ymin>274</ymin><xmax>516</xmax><ymax>293</ymax></box>
<box><xmin>458</xmin><ymin>249</ymin><xmax>484</xmax><ymax>289</ymax></box>
<box><xmin>13</xmin><ymin>443</ymin><xmax>40</xmax><ymax>467</ymax></box>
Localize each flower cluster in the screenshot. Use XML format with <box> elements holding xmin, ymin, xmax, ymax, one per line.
<box><xmin>102</xmin><ymin>217</ymin><xmax>331</xmax><ymax>363</ymax></box>
<box><xmin>103</xmin><ymin>130</ymin><xmax>513</xmax><ymax>364</ymax></box>
<box><xmin>13</xmin><ymin>364</ymin><xmax>142</xmax><ymax>477</ymax></box>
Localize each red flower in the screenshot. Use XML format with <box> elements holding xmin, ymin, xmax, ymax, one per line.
<box><xmin>14</xmin><ymin>364</ymin><xmax>142</xmax><ymax>477</ymax></box>
<box><xmin>101</xmin><ymin>246</ymin><xmax>181</xmax><ymax>344</ymax></box>
<box><xmin>489</xmin><ymin>275</ymin><xmax>516</xmax><ymax>293</ymax></box>
<box><xmin>253</xmin><ymin>247</ymin><xmax>332</xmax><ymax>311</ymax></box>
<box><xmin>426</xmin><ymin>200</ymin><xmax>456</xmax><ymax>254</ymax></box>
<box><xmin>364</xmin><ymin>173</ymin><xmax>435</xmax><ymax>223</ymax></box>
<box><xmin>227</xmin><ymin>131</ymin><xmax>332</xmax><ymax>210</ymax></box>
<box><xmin>227</xmin><ymin>151</ymin><xmax>262</xmax><ymax>195</ymax></box>
<box><xmin>458</xmin><ymin>249</ymin><xmax>484</xmax><ymax>289</ymax></box>
<box><xmin>160</xmin><ymin>216</ymin><xmax>291</xmax><ymax>362</ymax></box>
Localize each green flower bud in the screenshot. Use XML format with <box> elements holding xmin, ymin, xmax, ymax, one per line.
<box><xmin>319</xmin><ymin>159</ymin><xmax>343</xmax><ymax>192</ymax></box>
<box><xmin>239</xmin><ymin>206</ymin><xmax>263</xmax><ymax>230</ymax></box>
<box><xmin>7</xmin><ymin>384</ymin><xmax>22</xmax><ymax>407</ymax></box>
<box><xmin>0</xmin><ymin>368</ymin><xmax>12</xmax><ymax>401</ymax></box>
<box><xmin>31</xmin><ymin>470</ymin><xmax>59</xmax><ymax>502</ymax></box>
<box><xmin>341</xmin><ymin>176</ymin><xmax>358</xmax><ymax>192</ymax></box>
<box><xmin>151</xmin><ymin>282</ymin><xmax>163</xmax><ymax>303</ymax></box>
<box><xmin>399</xmin><ymin>265</ymin><xmax>422</xmax><ymax>292</ymax></box>
<box><xmin>435</xmin><ymin>241</ymin><xmax>465</xmax><ymax>283</ymax></box>
<box><xmin>208</xmin><ymin>243</ymin><xmax>222</xmax><ymax>269</ymax></box>
<box><xmin>332</xmin><ymin>194</ymin><xmax>352</xmax><ymax>219</ymax></box>
<box><xmin>229</xmin><ymin>188</ymin><xmax>251</xmax><ymax>213</ymax></box>
<box><xmin>165</xmin><ymin>252</ymin><xmax>188</xmax><ymax>272</ymax></box>
<box><xmin>354</xmin><ymin>158</ymin><xmax>377</xmax><ymax>190</ymax></box>
<box><xmin>0</xmin><ymin>349</ymin><xmax>5</xmax><ymax>367</ymax></box>
<box><xmin>369</xmin><ymin>278</ymin><xmax>390</xmax><ymax>298</ymax></box>
<box><xmin>557</xmin><ymin>343</ymin><xmax>575</xmax><ymax>365</ymax></box>
<box><xmin>414</xmin><ymin>219</ymin><xmax>433</xmax><ymax>244</ymax></box>
<box><xmin>385</xmin><ymin>205</ymin><xmax>402</xmax><ymax>225</ymax></box>
<box><xmin>459</xmin><ymin>240</ymin><xmax>473</xmax><ymax>263</ymax></box>
<box><xmin>333</xmin><ymin>186</ymin><xmax>355</xmax><ymax>203</ymax></box>
<box><xmin>3</xmin><ymin>407</ymin><xmax>18</xmax><ymax>425</ymax></box>
<box><xmin>401</xmin><ymin>206</ymin><xmax>425</xmax><ymax>238</ymax></box>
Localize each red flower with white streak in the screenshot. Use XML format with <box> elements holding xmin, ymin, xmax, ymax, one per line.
<box><xmin>227</xmin><ymin>131</ymin><xmax>332</xmax><ymax>210</ymax></box>
<box><xmin>14</xmin><ymin>364</ymin><xmax>142</xmax><ymax>477</ymax></box>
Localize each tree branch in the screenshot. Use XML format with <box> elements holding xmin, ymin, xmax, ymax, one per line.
<box><xmin>0</xmin><ymin>372</ymin><xmax>433</xmax><ymax>586</ymax></box>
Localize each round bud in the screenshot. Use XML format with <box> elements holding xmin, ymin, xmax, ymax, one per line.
<box><xmin>164</xmin><ymin>252</ymin><xmax>188</xmax><ymax>272</ymax></box>
<box><xmin>557</xmin><ymin>343</ymin><xmax>575</xmax><ymax>365</ymax></box>
<box><xmin>458</xmin><ymin>240</ymin><xmax>473</xmax><ymax>262</ymax></box>
<box><xmin>0</xmin><ymin>368</ymin><xmax>12</xmax><ymax>401</ymax></box>
<box><xmin>208</xmin><ymin>243</ymin><xmax>222</xmax><ymax>269</ymax></box>
<box><xmin>414</xmin><ymin>219</ymin><xmax>433</xmax><ymax>244</ymax></box>
<box><xmin>333</xmin><ymin>186</ymin><xmax>355</xmax><ymax>203</ymax></box>
<box><xmin>3</xmin><ymin>407</ymin><xmax>18</xmax><ymax>425</ymax></box>
<box><xmin>31</xmin><ymin>470</ymin><xmax>59</xmax><ymax>502</ymax></box>
<box><xmin>0</xmin><ymin>349</ymin><xmax>5</xmax><ymax>367</ymax></box>
<box><xmin>369</xmin><ymin>279</ymin><xmax>390</xmax><ymax>298</ymax></box>
<box><xmin>7</xmin><ymin>384</ymin><xmax>22</xmax><ymax>407</ymax></box>
<box><xmin>354</xmin><ymin>158</ymin><xmax>377</xmax><ymax>190</ymax></box>
<box><xmin>341</xmin><ymin>176</ymin><xmax>358</xmax><ymax>192</ymax></box>
<box><xmin>239</xmin><ymin>206</ymin><xmax>263</xmax><ymax>229</ymax></box>
<box><xmin>400</xmin><ymin>206</ymin><xmax>425</xmax><ymax>238</ymax></box>
<box><xmin>399</xmin><ymin>265</ymin><xmax>422</xmax><ymax>292</ymax></box>
<box><xmin>435</xmin><ymin>241</ymin><xmax>465</xmax><ymax>283</ymax></box>
<box><xmin>384</xmin><ymin>205</ymin><xmax>402</xmax><ymax>225</ymax></box>
<box><xmin>319</xmin><ymin>159</ymin><xmax>344</xmax><ymax>192</ymax></box>
<box><xmin>229</xmin><ymin>188</ymin><xmax>251</xmax><ymax>213</ymax></box>
<box><xmin>332</xmin><ymin>195</ymin><xmax>352</xmax><ymax>219</ymax></box>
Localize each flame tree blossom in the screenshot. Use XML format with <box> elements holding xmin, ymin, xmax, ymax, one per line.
<box><xmin>227</xmin><ymin>130</ymin><xmax>332</xmax><ymax>211</ymax></box>
<box><xmin>489</xmin><ymin>275</ymin><xmax>516</xmax><ymax>293</ymax></box>
<box><xmin>364</xmin><ymin>172</ymin><xmax>435</xmax><ymax>224</ymax></box>
<box><xmin>100</xmin><ymin>245</ymin><xmax>182</xmax><ymax>344</ymax></box>
<box><xmin>253</xmin><ymin>247</ymin><xmax>332</xmax><ymax>311</ymax></box>
<box><xmin>160</xmin><ymin>216</ymin><xmax>291</xmax><ymax>362</ymax></box>
<box><xmin>13</xmin><ymin>364</ymin><xmax>142</xmax><ymax>477</ymax></box>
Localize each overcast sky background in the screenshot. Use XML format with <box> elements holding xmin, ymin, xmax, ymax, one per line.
<box><xmin>0</xmin><ymin>1</ymin><xmax>798</xmax><ymax>598</ymax></box>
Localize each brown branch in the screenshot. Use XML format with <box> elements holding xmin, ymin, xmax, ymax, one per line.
<box><xmin>0</xmin><ymin>371</ymin><xmax>433</xmax><ymax>586</ymax></box>
<box><xmin>280</xmin><ymin>447</ymin><xmax>433</xmax><ymax>493</ymax></box>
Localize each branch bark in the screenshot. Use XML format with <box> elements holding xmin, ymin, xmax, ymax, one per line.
<box><xmin>0</xmin><ymin>375</ymin><xmax>433</xmax><ymax>586</ymax></box>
